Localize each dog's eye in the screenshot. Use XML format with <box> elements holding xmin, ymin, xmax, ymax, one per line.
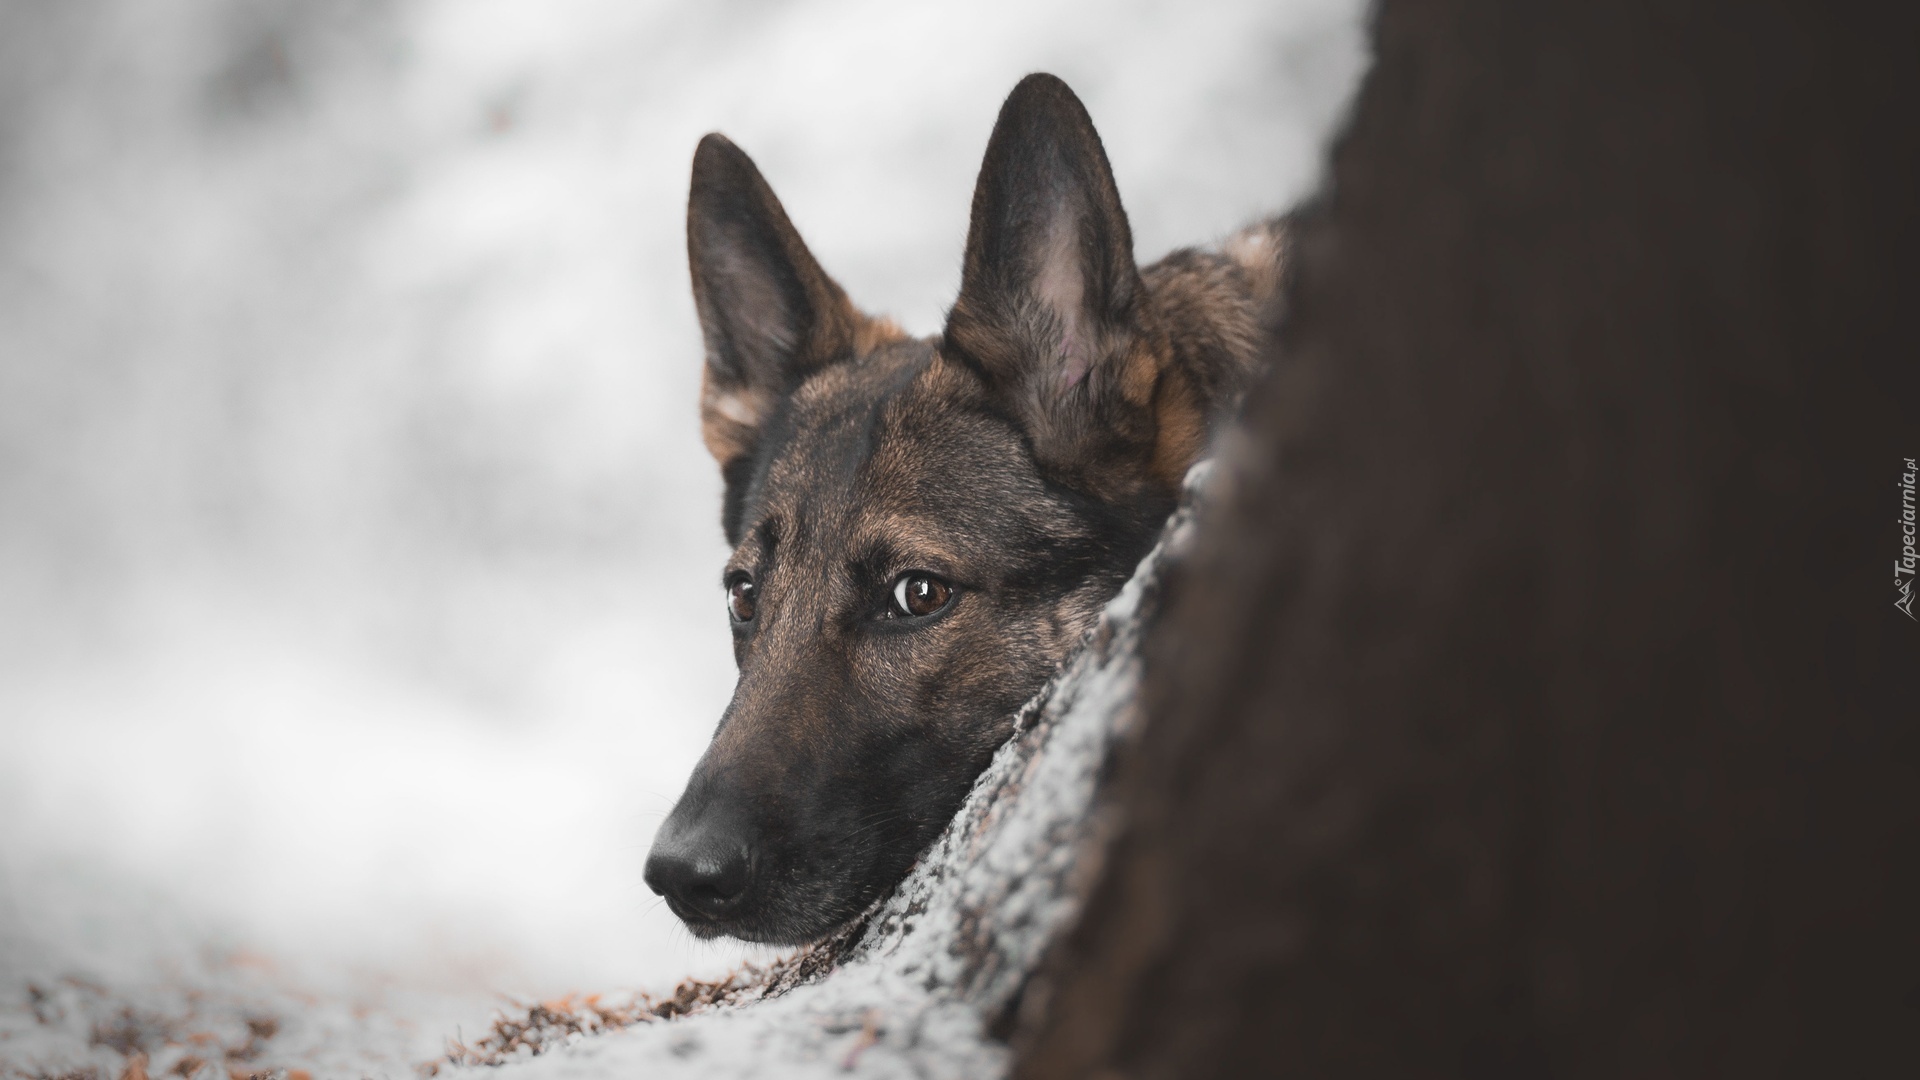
<box><xmin>726</xmin><ymin>575</ymin><xmax>756</xmax><ymax>623</ymax></box>
<box><xmin>889</xmin><ymin>572</ymin><xmax>953</xmax><ymax>619</ymax></box>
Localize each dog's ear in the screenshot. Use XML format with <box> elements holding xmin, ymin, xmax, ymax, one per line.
<box><xmin>943</xmin><ymin>74</ymin><xmax>1163</xmax><ymax>495</ymax></box>
<box><xmin>688</xmin><ymin>134</ymin><xmax>869</xmax><ymax>525</ymax></box>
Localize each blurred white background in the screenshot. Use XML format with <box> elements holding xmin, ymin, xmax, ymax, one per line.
<box><xmin>0</xmin><ymin>0</ymin><xmax>1367</xmax><ymax>1009</ymax></box>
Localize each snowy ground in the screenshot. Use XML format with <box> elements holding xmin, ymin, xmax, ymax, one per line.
<box><xmin>0</xmin><ymin>2</ymin><xmax>1366</xmax><ymax>1076</ymax></box>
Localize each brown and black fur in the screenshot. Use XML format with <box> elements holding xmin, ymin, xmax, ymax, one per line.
<box><xmin>644</xmin><ymin>74</ymin><xmax>1289</xmax><ymax>945</ymax></box>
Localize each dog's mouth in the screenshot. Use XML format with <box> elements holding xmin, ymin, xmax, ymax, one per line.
<box><xmin>659</xmin><ymin>894</ymin><xmax>742</xmax><ymax>940</ymax></box>
<box><xmin>646</xmin><ymin>741</ymin><xmax>988</xmax><ymax>944</ymax></box>
<box><xmin>647</xmin><ymin>824</ymin><xmax>910</xmax><ymax>945</ymax></box>
<box><xmin>659</xmin><ymin>876</ymin><xmax>876</xmax><ymax>946</ymax></box>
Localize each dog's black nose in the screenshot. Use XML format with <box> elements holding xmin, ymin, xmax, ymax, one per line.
<box><xmin>645</xmin><ymin>817</ymin><xmax>753</xmax><ymax>919</ymax></box>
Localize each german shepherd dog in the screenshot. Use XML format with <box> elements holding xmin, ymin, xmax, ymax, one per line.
<box><xmin>644</xmin><ymin>74</ymin><xmax>1286</xmax><ymax>944</ymax></box>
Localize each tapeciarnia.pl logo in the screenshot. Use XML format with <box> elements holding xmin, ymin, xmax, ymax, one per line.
<box><xmin>1898</xmin><ymin>458</ymin><xmax>1917</xmax><ymax>620</ymax></box>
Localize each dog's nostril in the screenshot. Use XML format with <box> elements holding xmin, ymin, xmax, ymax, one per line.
<box><xmin>644</xmin><ymin>835</ymin><xmax>754</xmax><ymax>919</ymax></box>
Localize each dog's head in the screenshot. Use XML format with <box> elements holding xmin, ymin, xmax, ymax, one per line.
<box><xmin>644</xmin><ymin>74</ymin><xmax>1206</xmax><ymax>943</ymax></box>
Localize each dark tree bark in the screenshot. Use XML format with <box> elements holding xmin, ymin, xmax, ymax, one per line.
<box><xmin>1017</xmin><ymin>2</ymin><xmax>1917</xmax><ymax>1077</ymax></box>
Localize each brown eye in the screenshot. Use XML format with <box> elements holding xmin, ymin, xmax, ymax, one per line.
<box><xmin>727</xmin><ymin>576</ymin><xmax>756</xmax><ymax>623</ymax></box>
<box><xmin>890</xmin><ymin>572</ymin><xmax>953</xmax><ymax>619</ymax></box>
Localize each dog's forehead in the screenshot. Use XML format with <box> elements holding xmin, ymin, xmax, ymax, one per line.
<box><xmin>747</xmin><ymin>343</ymin><xmax>1033</xmax><ymax>545</ymax></box>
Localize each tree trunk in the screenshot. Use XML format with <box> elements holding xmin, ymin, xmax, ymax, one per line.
<box><xmin>1015</xmin><ymin>2</ymin><xmax>1917</xmax><ymax>1077</ymax></box>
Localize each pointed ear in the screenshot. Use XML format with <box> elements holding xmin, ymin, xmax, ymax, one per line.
<box><xmin>688</xmin><ymin>134</ymin><xmax>864</xmax><ymax>475</ymax></box>
<box><xmin>942</xmin><ymin>74</ymin><xmax>1155</xmax><ymax>488</ymax></box>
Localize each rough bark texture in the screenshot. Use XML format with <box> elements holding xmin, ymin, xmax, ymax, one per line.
<box><xmin>1016</xmin><ymin>2</ymin><xmax>1916</xmax><ymax>1078</ymax></box>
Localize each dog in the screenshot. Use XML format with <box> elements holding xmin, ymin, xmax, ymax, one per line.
<box><xmin>644</xmin><ymin>73</ymin><xmax>1288</xmax><ymax>944</ymax></box>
